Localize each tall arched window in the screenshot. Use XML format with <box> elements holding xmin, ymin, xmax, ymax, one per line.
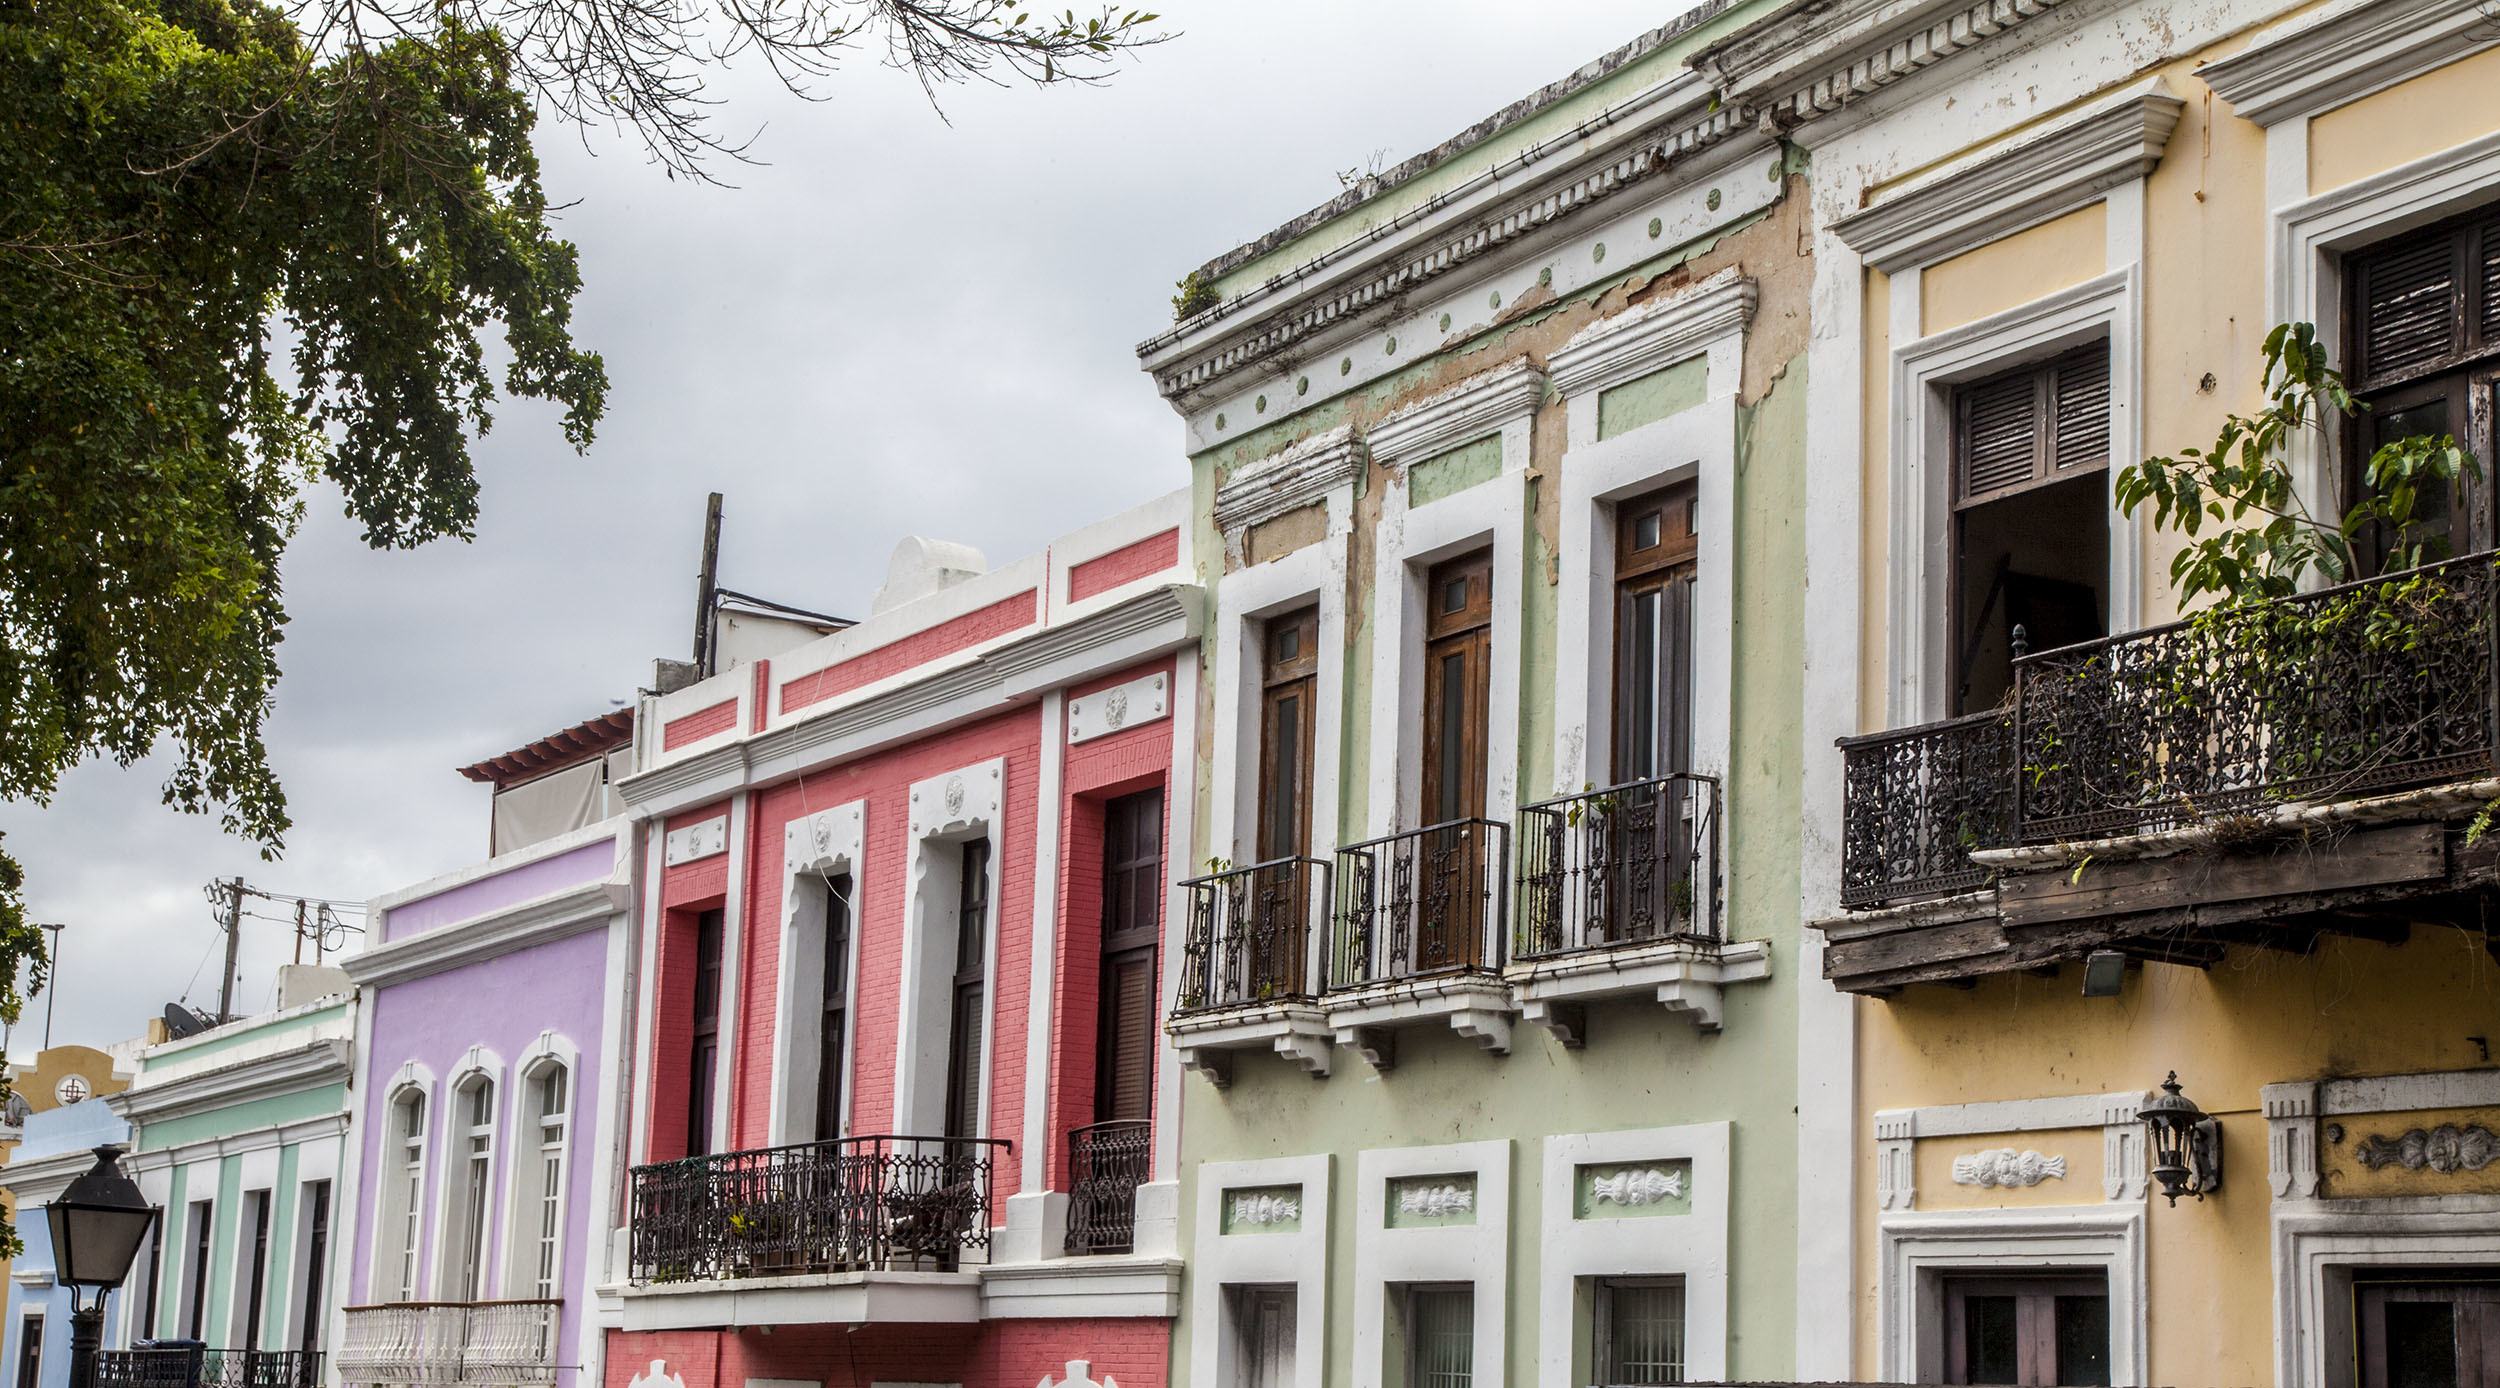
<box><xmin>386</xmin><ymin>1089</ymin><xmax>427</xmax><ymax>1301</ymax></box>
<box><xmin>522</xmin><ymin>1062</ymin><xmax>568</xmax><ymax>1300</ymax></box>
<box><xmin>444</xmin><ymin>1076</ymin><xmax>496</xmax><ymax>1300</ymax></box>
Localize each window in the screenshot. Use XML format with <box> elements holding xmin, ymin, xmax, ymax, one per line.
<box><xmin>1420</xmin><ymin>554</ymin><xmax>1493</xmax><ymax>827</ymax></box>
<box><xmin>525</xmin><ymin>1064</ymin><xmax>568</xmax><ymax>1300</ymax></box>
<box><xmin>1095</xmin><ymin>790</ymin><xmax>1163</xmax><ymax>1125</ymax></box>
<box><xmin>390</xmin><ymin>1090</ymin><xmax>426</xmax><ymax>1300</ymax></box>
<box><xmin>14</xmin><ymin>1313</ymin><xmax>39</xmax><ymax>1388</ymax></box>
<box><xmin>687</xmin><ymin>908</ymin><xmax>724</xmax><ymax>1158</ymax></box>
<box><xmin>1940</xmin><ymin>1272</ymin><xmax>2111</xmax><ymax>1386</ymax></box>
<box><xmin>1399</xmin><ymin>1283</ymin><xmax>1475</xmax><ymax>1388</ymax></box>
<box><xmin>2343</xmin><ymin>206</ymin><xmax>2500</xmax><ymax>565</ymax></box>
<box><xmin>1258</xmin><ymin>608</ymin><xmax>1320</xmax><ymax>861</ymax></box>
<box><xmin>297</xmin><ymin>1181</ymin><xmax>330</xmax><ymax>1352</ymax></box>
<box><xmin>1595</xmin><ymin>1277</ymin><xmax>1687</xmax><ymax>1385</ymax></box>
<box><xmin>241</xmin><ymin>1189</ymin><xmax>272</xmax><ymax>1348</ymax></box>
<box><xmin>184</xmin><ymin>1200</ymin><xmax>213</xmax><ymax>1339</ymax></box>
<box><xmin>138</xmin><ymin>1209</ymin><xmax>164</xmax><ymax>1339</ymax></box>
<box><xmin>815</xmin><ymin>874</ymin><xmax>852</xmax><ymax>1143</ymax></box>
<box><xmin>1613</xmin><ymin>486</ymin><xmax>1697</xmax><ymax>784</ymax></box>
<box><xmin>943</xmin><ymin>839</ymin><xmax>992</xmax><ymax>1141</ymax></box>
<box><xmin>2352</xmin><ymin>1271</ymin><xmax>2500</xmax><ymax>1388</ymax></box>
<box><xmin>1948</xmin><ymin>344</ymin><xmax>2111</xmax><ymax>713</ymax></box>
<box><xmin>1228</xmin><ymin>1284</ymin><xmax>1296</xmax><ymax>1388</ymax></box>
<box><xmin>447</xmin><ymin>1075</ymin><xmax>496</xmax><ymax>1300</ymax></box>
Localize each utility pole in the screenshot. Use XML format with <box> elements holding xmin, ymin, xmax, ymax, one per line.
<box><xmin>36</xmin><ymin>922</ymin><xmax>63</xmax><ymax>1050</ymax></box>
<box><xmin>293</xmin><ymin>897</ymin><xmax>307</xmax><ymax>966</ymax></box>
<box><xmin>217</xmin><ymin>876</ymin><xmax>245</xmax><ymax>1023</ymax></box>
<box><xmin>692</xmin><ymin>492</ymin><xmax>724</xmax><ymax>678</ymax></box>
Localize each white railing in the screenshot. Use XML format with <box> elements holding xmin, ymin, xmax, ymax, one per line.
<box><xmin>337</xmin><ymin>1302</ymin><xmax>560</xmax><ymax>1388</ymax></box>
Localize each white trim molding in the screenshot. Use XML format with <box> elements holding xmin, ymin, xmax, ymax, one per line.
<box><xmin>1548</xmin><ymin>270</ymin><xmax>1756</xmax><ymax>403</ymax></box>
<box><xmin>1189</xmin><ymin>1153</ymin><xmax>1331</xmax><ymax>1388</ymax></box>
<box><xmin>110</xmin><ymin>1039</ymin><xmax>350</xmax><ymax>1127</ymax></box>
<box><xmin>1212</xmin><ymin>428</ymin><xmax>1368</xmax><ymax>538</ymax></box>
<box><xmin>2199</xmin><ymin>0</ymin><xmax>2500</xmax><ymax>128</ymax></box>
<box><xmin>893</xmin><ymin>760</ymin><xmax>1006</xmax><ymax>1138</ymax></box>
<box><xmin>498</xmin><ymin>1030</ymin><xmax>582</xmax><ymax>1300</ymax></box>
<box><xmin>1352</xmin><ymin>1140</ymin><xmax>1509</xmax><ymax>1387</ymax></box>
<box><xmin>1871</xmin><ymin>1089</ymin><xmax>2154</xmax><ymax>1211</ymax></box>
<box><xmin>770</xmin><ymin>799</ymin><xmax>867</xmax><ymax>1146</ymax></box>
<box><xmin>2274</xmin><ymin>1201</ymin><xmax>2500</xmax><ymax>1388</ymax></box>
<box><xmin>1879</xmin><ymin>1205</ymin><xmax>2148</xmax><ymax>1384</ymax></box>
<box><xmin>1538</xmin><ymin>1121</ymin><xmax>1732</xmax><ymax>1386</ymax></box>
<box><xmin>1887</xmin><ymin>266</ymin><xmax>2145</xmax><ymax>724</ymax></box>
<box><xmin>1833</xmin><ymin>79</ymin><xmax>2182</xmax><ymax>274</ymax></box>
<box><xmin>1362</xmin><ymin>362</ymin><xmax>1547</xmax><ymax>471</ymax></box>
<box><xmin>349</xmin><ymin>877</ymin><xmax>628</xmax><ymax>990</ymax></box>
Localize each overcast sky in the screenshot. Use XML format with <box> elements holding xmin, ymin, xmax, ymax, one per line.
<box><xmin>2</xmin><ymin>0</ymin><xmax>1680</xmax><ymax>1058</ymax></box>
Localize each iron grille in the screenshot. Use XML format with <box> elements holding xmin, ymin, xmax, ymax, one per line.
<box><xmin>1062</xmin><ymin>1119</ymin><xmax>1151</xmax><ymax>1255</ymax></box>
<box><xmin>1328</xmin><ymin>819</ymin><xmax>1510</xmax><ymax>989</ymax></box>
<box><xmin>1516</xmin><ymin>774</ymin><xmax>1720</xmax><ymax>958</ymax></box>
<box><xmin>627</xmin><ymin>1134</ymin><xmax>1006</xmax><ymax>1283</ymax></box>
<box><xmin>335</xmin><ymin>1302</ymin><xmax>559</xmax><ymax>1387</ymax></box>
<box><xmin>98</xmin><ymin>1350</ymin><xmax>325</xmax><ymax>1388</ymax></box>
<box><xmin>1837</xmin><ymin>710</ymin><xmax>2015</xmax><ymax>908</ymax></box>
<box><xmin>1174</xmin><ymin>857</ymin><xmax>1328</xmax><ymax>1014</ymax></box>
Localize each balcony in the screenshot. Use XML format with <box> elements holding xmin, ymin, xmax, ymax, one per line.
<box><xmin>1827</xmin><ymin>553</ymin><xmax>2500</xmax><ymax>991</ymax></box>
<box><xmin>336</xmin><ymin>1301</ymin><xmax>559</xmax><ymax>1387</ymax></box>
<box><xmin>1321</xmin><ymin>818</ymin><xmax>1516</xmax><ymax>1065</ymax></box>
<box><xmin>629</xmin><ymin>1134</ymin><xmax>1005</xmax><ymax>1280</ymax></box>
<box><xmin>1507</xmin><ymin>774</ymin><xmax>1767</xmax><ymax>1039</ymax></box>
<box><xmin>97</xmin><ymin>1350</ymin><xmax>324</xmax><ymax>1388</ymax></box>
<box><xmin>1063</xmin><ymin>1119</ymin><xmax>1151</xmax><ymax>1255</ymax></box>
<box><xmin>1168</xmin><ymin>857</ymin><xmax>1336</xmax><ymax>1082</ymax></box>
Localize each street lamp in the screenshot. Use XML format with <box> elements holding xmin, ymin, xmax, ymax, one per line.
<box><xmin>47</xmin><ymin>1145</ymin><xmax>160</xmax><ymax>1388</ymax></box>
<box><xmin>2138</xmin><ymin>1072</ymin><xmax>2224</xmax><ymax>1205</ymax></box>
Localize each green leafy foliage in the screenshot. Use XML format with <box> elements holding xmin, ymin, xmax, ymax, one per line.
<box><xmin>2115</xmin><ymin>322</ymin><xmax>2475</xmax><ymax>605</ymax></box>
<box><xmin>1172</xmin><ymin>269</ymin><xmax>1218</xmax><ymax>321</ymax></box>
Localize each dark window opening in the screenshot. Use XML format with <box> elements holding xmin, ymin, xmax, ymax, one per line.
<box><xmin>2354</xmin><ymin>1269</ymin><xmax>2500</xmax><ymax>1388</ymax></box>
<box><xmin>1941</xmin><ymin>1272</ymin><xmax>2110</xmax><ymax>1386</ymax></box>
<box><xmin>815</xmin><ymin>873</ymin><xmax>853</xmax><ymax>1144</ymax></box>
<box><xmin>1258</xmin><ymin>608</ymin><xmax>1320</xmax><ymax>861</ymax></box>
<box><xmin>299</xmin><ymin>1181</ymin><xmax>330</xmax><ymax>1352</ymax></box>
<box><xmin>242</xmin><ymin>1190</ymin><xmax>271</xmax><ymax>1348</ymax></box>
<box><xmin>185</xmin><ymin>1202</ymin><xmax>213</xmax><ymax>1340</ymax></box>
<box><xmin>2343</xmin><ymin>205</ymin><xmax>2500</xmax><ymax>567</ymax></box>
<box><xmin>1095</xmin><ymin>790</ymin><xmax>1163</xmax><ymax>1124</ymax></box>
<box><xmin>687</xmin><ymin>908</ymin><xmax>724</xmax><ymax>1158</ymax></box>
<box><xmin>1613</xmin><ymin>484</ymin><xmax>1698</xmax><ymax>783</ymax></box>
<box><xmin>15</xmin><ymin>1314</ymin><xmax>39</xmax><ymax>1388</ymax></box>
<box><xmin>943</xmin><ymin>839</ymin><xmax>992</xmax><ymax>1142</ymax></box>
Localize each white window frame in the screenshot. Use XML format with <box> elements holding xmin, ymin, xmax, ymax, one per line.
<box><xmin>1547</xmin><ymin>270</ymin><xmax>1752</xmax><ymax>795</ymax></box>
<box><xmin>279</xmin><ymin>1144</ymin><xmax>339</xmax><ymax>1356</ymax></box>
<box><xmin>894</xmin><ymin>760</ymin><xmax>1004</xmax><ymax>1139</ymax></box>
<box><xmin>498</xmin><ymin>1032</ymin><xmax>580</xmax><ymax>1302</ymax></box>
<box><xmin>1538</xmin><ymin>1120</ymin><xmax>1732</xmax><ymax>1386</ymax></box>
<box><xmin>428</xmin><ymin>1048</ymin><xmax>504</xmax><ymax>1302</ymax></box>
<box><xmin>1876</xmin><ymin>1204</ymin><xmax>2148</xmax><ymax>1386</ymax></box>
<box><xmin>770</xmin><ymin>800</ymin><xmax>866</xmax><ymax>1146</ymax></box>
<box><xmin>1352</xmin><ymin>1139</ymin><xmax>1507</xmax><ymax>1387</ymax></box>
<box><xmin>1361</xmin><ymin>363</ymin><xmax>1543</xmax><ymax>835</ymax></box>
<box><xmin>369</xmin><ymin>1062</ymin><xmax>435</xmax><ymax>1305</ymax></box>
<box><xmin>1190</xmin><ymin>1153</ymin><xmax>1331</xmax><ymax>1388</ymax></box>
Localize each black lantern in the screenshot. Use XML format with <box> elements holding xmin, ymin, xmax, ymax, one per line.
<box><xmin>2138</xmin><ymin>1072</ymin><xmax>2223</xmax><ymax>1205</ymax></box>
<box><xmin>47</xmin><ymin>1144</ymin><xmax>160</xmax><ymax>1388</ymax></box>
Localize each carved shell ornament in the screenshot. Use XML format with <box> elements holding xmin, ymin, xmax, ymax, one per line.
<box><xmin>1229</xmin><ymin>1192</ymin><xmax>1300</xmax><ymax>1226</ymax></box>
<box><xmin>1590</xmin><ymin>1165</ymin><xmax>1685</xmax><ymax>1207</ymax></box>
<box><xmin>2354</xmin><ymin>1123</ymin><xmax>2500</xmax><ymax>1174</ymax></box>
<box><xmin>1396</xmin><ymin>1183</ymin><xmax>1474</xmax><ymax>1217</ymax></box>
<box><xmin>1951</xmin><ymin>1148</ymin><xmax>2068</xmax><ymax>1188</ymax></box>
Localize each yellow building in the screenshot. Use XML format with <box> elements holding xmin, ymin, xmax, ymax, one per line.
<box><xmin>1686</xmin><ymin>0</ymin><xmax>2500</xmax><ymax>1382</ymax></box>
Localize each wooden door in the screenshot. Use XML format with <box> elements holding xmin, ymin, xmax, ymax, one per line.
<box><xmin>2357</xmin><ymin>1276</ymin><xmax>2500</xmax><ymax>1388</ymax></box>
<box><xmin>1417</xmin><ymin>554</ymin><xmax>1493</xmax><ymax>972</ymax></box>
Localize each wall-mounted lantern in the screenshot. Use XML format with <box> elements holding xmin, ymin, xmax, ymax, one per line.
<box><xmin>2139</xmin><ymin>1071</ymin><xmax>2223</xmax><ymax>1205</ymax></box>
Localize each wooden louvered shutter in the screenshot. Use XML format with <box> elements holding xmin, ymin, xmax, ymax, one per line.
<box><xmin>1099</xmin><ymin>954</ymin><xmax>1155</xmax><ymax>1122</ymax></box>
<box><xmin>1954</xmin><ymin>343</ymin><xmax>2111</xmax><ymax>506</ymax></box>
<box><xmin>2348</xmin><ymin>207</ymin><xmax>2500</xmax><ymax>391</ymax></box>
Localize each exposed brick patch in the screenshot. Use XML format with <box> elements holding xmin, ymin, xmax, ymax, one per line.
<box><xmin>1067</xmin><ymin>531</ymin><xmax>1179</xmax><ymax>603</ymax></box>
<box><xmin>663</xmin><ymin>699</ymin><xmax>738</xmax><ymax>751</ymax></box>
<box><xmin>780</xmin><ymin>591</ymin><xmax>1038</xmax><ymax>713</ymax></box>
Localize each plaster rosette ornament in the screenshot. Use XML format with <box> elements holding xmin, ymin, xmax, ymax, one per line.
<box><xmin>1396</xmin><ymin>1183</ymin><xmax>1476</xmax><ymax>1218</ymax></box>
<box><xmin>1951</xmin><ymin>1148</ymin><xmax>2069</xmax><ymax>1188</ymax></box>
<box><xmin>1230</xmin><ymin>1191</ymin><xmax>1301</xmax><ymax>1226</ymax></box>
<box><xmin>1590</xmin><ymin>1165</ymin><xmax>1685</xmax><ymax>1207</ymax></box>
<box><xmin>1038</xmin><ymin>1361</ymin><xmax>1119</xmax><ymax>1388</ymax></box>
<box><xmin>2354</xmin><ymin>1122</ymin><xmax>2500</xmax><ymax>1174</ymax></box>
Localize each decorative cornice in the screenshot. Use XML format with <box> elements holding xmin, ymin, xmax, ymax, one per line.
<box><xmin>347</xmin><ymin>877</ymin><xmax>624</xmax><ymax>990</ymax></box>
<box><xmin>1549</xmin><ymin>270</ymin><xmax>1756</xmax><ymax>399</ymax></box>
<box><xmin>1364</xmin><ymin>362</ymin><xmax>1547</xmax><ymax>470</ymax></box>
<box><xmin>1212</xmin><ymin>428</ymin><xmax>1367</xmax><ymax>534</ymax></box>
<box><xmin>0</xmin><ymin>1146</ymin><xmax>122</xmax><ymax>1207</ymax></box>
<box><xmin>1695</xmin><ymin>0</ymin><xmax>2078</xmax><ymax>132</ymax></box>
<box><xmin>2199</xmin><ymin>0</ymin><xmax>2500</xmax><ymax>129</ymax></box>
<box><xmin>119</xmin><ymin>1114</ymin><xmax>349</xmax><ymax>1175</ymax></box>
<box><xmin>1833</xmin><ymin>78</ymin><xmax>2182</xmax><ymax>272</ymax></box>
<box><xmin>110</xmin><ymin>1038</ymin><xmax>350</xmax><ymax>1129</ymax></box>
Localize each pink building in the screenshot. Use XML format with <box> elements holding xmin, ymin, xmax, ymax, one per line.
<box><xmin>601</xmin><ymin>493</ymin><xmax>1198</xmax><ymax>1388</ymax></box>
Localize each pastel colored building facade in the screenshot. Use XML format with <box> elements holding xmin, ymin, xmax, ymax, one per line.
<box><xmin>110</xmin><ymin>971</ymin><xmax>353</xmax><ymax>1384</ymax></box>
<box><xmin>598</xmin><ymin>496</ymin><xmax>1199</xmax><ymax>1388</ymax></box>
<box><xmin>336</xmin><ymin>816</ymin><xmax>637</xmax><ymax>1388</ymax></box>
<box><xmin>1</xmin><ymin>1047</ymin><xmax>134</xmax><ymax>1388</ymax></box>
<box><xmin>1138</xmin><ymin>11</ymin><xmax>1821</xmax><ymax>1384</ymax></box>
<box><xmin>1714</xmin><ymin>0</ymin><xmax>2500</xmax><ymax>1379</ymax></box>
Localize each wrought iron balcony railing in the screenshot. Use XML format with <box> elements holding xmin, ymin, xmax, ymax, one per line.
<box><xmin>336</xmin><ymin>1301</ymin><xmax>560</xmax><ymax>1386</ymax></box>
<box><xmin>1062</xmin><ymin>1119</ymin><xmax>1151</xmax><ymax>1255</ymax></box>
<box><xmin>1175</xmin><ymin>856</ymin><xmax>1329</xmax><ymax>1014</ymax></box>
<box><xmin>1840</xmin><ymin>552</ymin><xmax>2500</xmax><ymax>909</ymax></box>
<box><xmin>96</xmin><ymin>1350</ymin><xmax>324</xmax><ymax>1388</ymax></box>
<box><xmin>628</xmin><ymin>1133</ymin><xmax>1006</xmax><ymax>1283</ymax></box>
<box><xmin>1516</xmin><ymin>773</ymin><xmax>1721</xmax><ymax>957</ymax></box>
<box><xmin>1328</xmin><ymin>818</ymin><xmax>1511</xmax><ymax>989</ymax></box>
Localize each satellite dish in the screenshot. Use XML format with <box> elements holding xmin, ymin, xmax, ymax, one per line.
<box><xmin>161</xmin><ymin>1004</ymin><xmax>213</xmax><ymax>1040</ymax></box>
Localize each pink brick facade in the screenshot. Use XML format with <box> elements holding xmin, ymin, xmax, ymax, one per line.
<box><xmin>778</xmin><ymin>589</ymin><xmax>1038</xmax><ymax>712</ymax></box>
<box><xmin>605</xmin><ymin>1319</ymin><xmax>1169</xmax><ymax>1388</ymax></box>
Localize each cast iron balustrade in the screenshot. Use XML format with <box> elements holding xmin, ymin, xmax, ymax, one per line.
<box><xmin>96</xmin><ymin>1351</ymin><xmax>325</xmax><ymax>1388</ymax></box>
<box><xmin>1062</xmin><ymin>1119</ymin><xmax>1151</xmax><ymax>1255</ymax></box>
<box><xmin>1174</xmin><ymin>857</ymin><xmax>1329</xmax><ymax>1014</ymax></box>
<box><xmin>627</xmin><ymin>1133</ymin><xmax>1006</xmax><ymax>1283</ymax></box>
<box><xmin>1840</xmin><ymin>552</ymin><xmax>2500</xmax><ymax>909</ymax></box>
<box><xmin>1516</xmin><ymin>773</ymin><xmax>1721</xmax><ymax>956</ymax></box>
<box><xmin>335</xmin><ymin>1301</ymin><xmax>560</xmax><ymax>1387</ymax></box>
<box><xmin>1328</xmin><ymin>819</ymin><xmax>1511</xmax><ymax>988</ymax></box>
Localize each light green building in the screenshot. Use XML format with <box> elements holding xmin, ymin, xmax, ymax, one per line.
<box><xmin>1139</xmin><ymin>10</ymin><xmax>1821</xmax><ymax>1384</ymax></box>
<box><xmin>111</xmin><ymin>967</ymin><xmax>355</xmax><ymax>1374</ymax></box>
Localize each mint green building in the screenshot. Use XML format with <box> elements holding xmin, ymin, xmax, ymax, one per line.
<box><xmin>1141</xmin><ymin>11</ymin><xmax>1830</xmax><ymax>1385</ymax></box>
<box><xmin>111</xmin><ymin>967</ymin><xmax>355</xmax><ymax>1373</ymax></box>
